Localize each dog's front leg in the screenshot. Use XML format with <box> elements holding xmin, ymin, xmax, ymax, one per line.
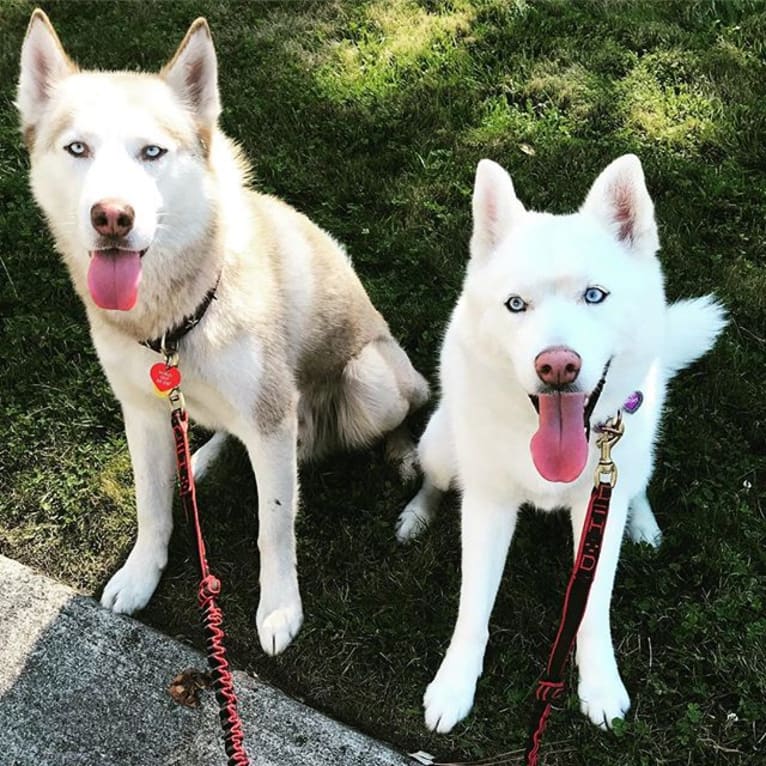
<box><xmin>571</xmin><ymin>488</ymin><xmax>631</xmax><ymax>728</ymax></box>
<box><xmin>242</xmin><ymin>410</ymin><xmax>303</xmax><ymax>656</ymax></box>
<box><xmin>424</xmin><ymin>492</ymin><xmax>518</xmax><ymax>733</ymax></box>
<box><xmin>102</xmin><ymin>403</ymin><xmax>175</xmax><ymax>614</ymax></box>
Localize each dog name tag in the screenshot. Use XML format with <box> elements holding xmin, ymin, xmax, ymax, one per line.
<box><xmin>150</xmin><ymin>362</ymin><xmax>182</xmax><ymax>397</ymax></box>
<box><xmin>623</xmin><ymin>390</ymin><xmax>643</xmax><ymax>414</ymax></box>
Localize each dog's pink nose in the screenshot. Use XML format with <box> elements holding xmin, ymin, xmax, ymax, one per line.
<box><xmin>535</xmin><ymin>347</ymin><xmax>581</xmax><ymax>387</ymax></box>
<box><xmin>90</xmin><ymin>199</ymin><xmax>135</xmax><ymax>238</ymax></box>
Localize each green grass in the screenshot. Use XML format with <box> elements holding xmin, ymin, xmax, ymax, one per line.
<box><xmin>1</xmin><ymin>1</ymin><xmax>764</xmax><ymax>764</ymax></box>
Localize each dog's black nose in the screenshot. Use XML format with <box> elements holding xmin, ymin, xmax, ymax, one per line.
<box><xmin>90</xmin><ymin>199</ymin><xmax>134</xmax><ymax>238</ymax></box>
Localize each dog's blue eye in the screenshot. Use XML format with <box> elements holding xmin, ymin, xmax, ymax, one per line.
<box><xmin>584</xmin><ymin>287</ymin><xmax>608</xmax><ymax>304</ymax></box>
<box><xmin>141</xmin><ymin>145</ymin><xmax>167</xmax><ymax>161</ymax></box>
<box><xmin>64</xmin><ymin>141</ymin><xmax>89</xmax><ymax>158</ymax></box>
<box><xmin>505</xmin><ymin>295</ymin><xmax>528</xmax><ymax>313</ymax></box>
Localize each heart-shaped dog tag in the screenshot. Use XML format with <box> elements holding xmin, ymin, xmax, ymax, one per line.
<box><xmin>150</xmin><ymin>362</ymin><xmax>182</xmax><ymax>396</ymax></box>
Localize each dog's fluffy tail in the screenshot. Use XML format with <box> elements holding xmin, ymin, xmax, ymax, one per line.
<box><xmin>663</xmin><ymin>295</ymin><xmax>726</xmax><ymax>375</ymax></box>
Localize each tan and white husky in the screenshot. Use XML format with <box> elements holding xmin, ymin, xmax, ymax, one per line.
<box><xmin>18</xmin><ymin>10</ymin><xmax>428</xmax><ymax>656</ymax></box>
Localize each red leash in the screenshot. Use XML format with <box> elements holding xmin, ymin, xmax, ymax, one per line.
<box><xmin>523</xmin><ymin>416</ymin><xmax>624</xmax><ymax>766</ymax></box>
<box><xmin>152</xmin><ymin>352</ymin><xmax>250</xmax><ymax>766</ymax></box>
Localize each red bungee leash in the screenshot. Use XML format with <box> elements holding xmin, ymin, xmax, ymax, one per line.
<box><xmin>523</xmin><ymin>414</ymin><xmax>625</xmax><ymax>766</ymax></box>
<box><xmin>150</xmin><ymin>349</ymin><xmax>250</xmax><ymax>766</ymax></box>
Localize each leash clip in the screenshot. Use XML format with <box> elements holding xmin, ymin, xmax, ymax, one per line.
<box><xmin>594</xmin><ymin>413</ymin><xmax>624</xmax><ymax>487</ymax></box>
<box><xmin>158</xmin><ymin>333</ymin><xmax>185</xmax><ymax>411</ymax></box>
<box><xmin>160</xmin><ymin>333</ymin><xmax>179</xmax><ymax>369</ymax></box>
<box><xmin>168</xmin><ymin>386</ymin><xmax>186</xmax><ymax>413</ymax></box>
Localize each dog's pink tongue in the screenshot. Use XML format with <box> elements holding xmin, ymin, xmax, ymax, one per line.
<box><xmin>530</xmin><ymin>392</ymin><xmax>588</xmax><ymax>483</ymax></box>
<box><xmin>87</xmin><ymin>250</ymin><xmax>142</xmax><ymax>311</ymax></box>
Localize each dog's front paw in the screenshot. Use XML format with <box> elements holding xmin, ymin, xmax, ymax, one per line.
<box><xmin>578</xmin><ymin>672</ymin><xmax>631</xmax><ymax>729</ymax></box>
<box><xmin>256</xmin><ymin>595</ymin><xmax>303</xmax><ymax>656</ymax></box>
<box><xmin>101</xmin><ymin>554</ymin><xmax>164</xmax><ymax>614</ymax></box>
<box><xmin>423</xmin><ymin>653</ymin><xmax>480</xmax><ymax>733</ymax></box>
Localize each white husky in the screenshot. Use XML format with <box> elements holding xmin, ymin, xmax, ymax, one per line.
<box><xmin>398</xmin><ymin>156</ymin><xmax>725</xmax><ymax>732</ymax></box>
<box><xmin>18</xmin><ymin>10</ymin><xmax>428</xmax><ymax>656</ymax></box>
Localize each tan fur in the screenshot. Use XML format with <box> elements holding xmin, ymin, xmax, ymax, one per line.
<box><xmin>43</xmin><ymin>109</ymin><xmax>76</xmax><ymax>151</ymax></box>
<box><xmin>22</xmin><ymin>124</ymin><xmax>35</xmax><ymax>150</ymax></box>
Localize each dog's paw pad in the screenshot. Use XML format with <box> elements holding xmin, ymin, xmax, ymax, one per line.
<box><xmin>579</xmin><ymin>676</ymin><xmax>631</xmax><ymax>729</ymax></box>
<box><xmin>257</xmin><ymin>603</ymin><xmax>303</xmax><ymax>656</ymax></box>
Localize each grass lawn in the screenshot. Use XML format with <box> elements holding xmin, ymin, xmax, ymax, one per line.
<box><xmin>1</xmin><ymin>1</ymin><xmax>764</xmax><ymax>764</ymax></box>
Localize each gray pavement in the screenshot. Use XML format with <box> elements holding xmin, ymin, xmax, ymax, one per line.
<box><xmin>0</xmin><ymin>555</ymin><xmax>417</xmax><ymax>766</ymax></box>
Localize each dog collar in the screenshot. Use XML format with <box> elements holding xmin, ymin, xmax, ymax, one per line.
<box><xmin>583</xmin><ymin>359</ymin><xmax>612</xmax><ymax>428</ymax></box>
<box><xmin>141</xmin><ymin>275</ymin><xmax>220</xmax><ymax>355</ymax></box>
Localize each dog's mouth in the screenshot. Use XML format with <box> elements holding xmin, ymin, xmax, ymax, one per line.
<box><xmin>528</xmin><ymin>360</ymin><xmax>611</xmax><ymax>484</ymax></box>
<box><xmin>87</xmin><ymin>247</ymin><xmax>147</xmax><ymax>311</ymax></box>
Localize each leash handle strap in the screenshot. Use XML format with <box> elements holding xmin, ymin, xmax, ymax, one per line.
<box><xmin>171</xmin><ymin>408</ymin><xmax>250</xmax><ymax>766</ymax></box>
<box><xmin>523</xmin><ymin>481</ymin><xmax>613</xmax><ymax>766</ymax></box>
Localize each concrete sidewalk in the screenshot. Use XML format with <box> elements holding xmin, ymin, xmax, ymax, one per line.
<box><xmin>0</xmin><ymin>555</ymin><xmax>416</xmax><ymax>766</ymax></box>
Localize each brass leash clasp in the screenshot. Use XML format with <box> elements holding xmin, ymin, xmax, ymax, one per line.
<box><xmin>160</xmin><ymin>333</ymin><xmax>185</xmax><ymax>412</ymax></box>
<box><xmin>594</xmin><ymin>413</ymin><xmax>624</xmax><ymax>487</ymax></box>
<box><xmin>168</xmin><ymin>386</ymin><xmax>186</xmax><ymax>413</ymax></box>
<box><xmin>160</xmin><ymin>332</ymin><xmax>179</xmax><ymax>370</ymax></box>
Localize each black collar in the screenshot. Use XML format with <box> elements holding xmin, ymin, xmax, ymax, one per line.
<box><xmin>141</xmin><ymin>275</ymin><xmax>220</xmax><ymax>355</ymax></box>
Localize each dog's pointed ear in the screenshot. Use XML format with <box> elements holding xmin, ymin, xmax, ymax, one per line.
<box><xmin>161</xmin><ymin>18</ymin><xmax>220</xmax><ymax>127</ymax></box>
<box><xmin>17</xmin><ymin>9</ymin><xmax>76</xmax><ymax>135</ymax></box>
<box><xmin>471</xmin><ymin>159</ymin><xmax>526</xmax><ymax>261</ymax></box>
<box><xmin>580</xmin><ymin>154</ymin><xmax>659</xmax><ymax>257</ymax></box>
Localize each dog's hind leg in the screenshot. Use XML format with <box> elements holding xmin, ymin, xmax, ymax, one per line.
<box><xmin>335</xmin><ymin>338</ymin><xmax>428</xmax><ymax>453</ymax></box>
<box><xmin>397</xmin><ymin>476</ymin><xmax>443</xmax><ymax>543</ymax></box>
<box><xmin>191</xmin><ymin>431</ymin><xmax>228</xmax><ymax>480</ymax></box>
<box><xmin>396</xmin><ymin>404</ymin><xmax>454</xmax><ymax>543</ymax></box>
<box><xmin>385</xmin><ymin>424</ymin><xmax>419</xmax><ymax>482</ymax></box>
<box><xmin>627</xmin><ymin>489</ymin><xmax>662</xmax><ymax>547</ymax></box>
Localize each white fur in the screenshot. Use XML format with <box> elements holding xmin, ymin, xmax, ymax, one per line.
<box><xmin>402</xmin><ymin>156</ymin><xmax>726</xmax><ymax>732</ymax></box>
